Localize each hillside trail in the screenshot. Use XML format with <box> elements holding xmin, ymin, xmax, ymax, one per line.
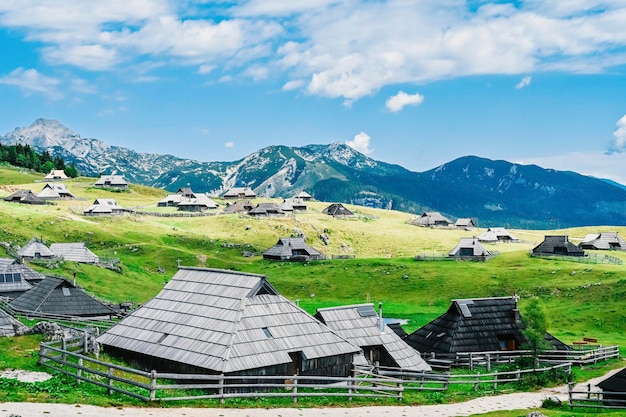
<box><xmin>1</xmin><ymin>366</ymin><xmax>623</xmax><ymax>417</ymax></box>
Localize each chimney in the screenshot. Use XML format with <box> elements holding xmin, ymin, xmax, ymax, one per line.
<box><xmin>378</xmin><ymin>302</ymin><xmax>385</xmax><ymax>333</ymax></box>
<box><xmin>512</xmin><ymin>294</ymin><xmax>521</xmax><ymax>323</ymax></box>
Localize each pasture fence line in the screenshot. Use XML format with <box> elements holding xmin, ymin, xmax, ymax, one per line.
<box><xmin>568</xmin><ymin>382</ymin><xmax>626</xmax><ymax>410</ymax></box>
<box><xmin>529</xmin><ymin>252</ymin><xmax>623</xmax><ymax>265</ymax></box>
<box><xmin>37</xmin><ymin>334</ymin><xmax>600</xmax><ymax>403</ymax></box>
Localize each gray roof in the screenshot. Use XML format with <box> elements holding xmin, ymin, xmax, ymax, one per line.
<box><xmin>263</xmin><ymin>238</ymin><xmax>324</xmax><ymax>260</ymax></box>
<box><xmin>449</xmin><ymin>237</ymin><xmax>492</xmax><ymax>257</ymax></box>
<box><xmin>176</xmin><ymin>193</ymin><xmax>218</xmax><ymax>209</ymax></box>
<box><xmin>0</xmin><ymin>258</ymin><xmax>34</xmax><ymax>296</ymax></box>
<box><xmin>94</xmin><ymin>174</ymin><xmax>128</xmax><ymax>186</ymax></box>
<box><xmin>409</xmin><ymin>212</ymin><xmax>452</xmax><ymax>227</ymax></box>
<box><xmin>0</xmin><ymin>308</ymin><xmax>28</xmax><ymax>337</ymax></box>
<box><xmin>222</xmin><ymin>200</ymin><xmax>253</xmax><ymax>214</ymax></box>
<box><xmin>315</xmin><ymin>304</ymin><xmax>431</xmax><ymax>372</ymax></box>
<box><xmin>49</xmin><ymin>243</ymin><xmax>99</xmax><ymax>263</ymax></box>
<box><xmin>4</xmin><ymin>189</ymin><xmax>45</xmax><ymax>205</ymax></box>
<box><xmin>83</xmin><ymin>198</ymin><xmax>124</xmax><ymax>215</ymax></box>
<box><xmin>580</xmin><ymin>232</ymin><xmax>626</xmax><ymax>250</ymax></box>
<box><xmin>455</xmin><ymin>218</ymin><xmax>474</xmax><ymax>227</ymax></box>
<box><xmin>10</xmin><ymin>277</ymin><xmax>116</xmax><ymax>317</ymax></box>
<box><xmin>44</xmin><ymin>170</ymin><xmax>68</xmax><ymax>180</ymax></box>
<box><xmin>322</xmin><ymin>203</ymin><xmax>353</xmax><ymax>217</ymax></box>
<box><xmin>295</xmin><ymin>191</ymin><xmax>312</xmax><ymax>199</ymax></box>
<box><xmin>477</xmin><ymin>227</ymin><xmax>519</xmax><ymax>242</ymax></box>
<box><xmin>17</xmin><ymin>238</ymin><xmax>55</xmax><ymax>259</ymax></box>
<box><xmin>222</xmin><ymin>187</ymin><xmax>256</xmax><ymax>198</ymax></box>
<box><xmin>532</xmin><ymin>235</ymin><xmax>585</xmax><ymax>256</ymax></box>
<box><xmin>248</xmin><ymin>203</ymin><xmax>284</xmax><ymax>216</ymax></box>
<box><xmin>37</xmin><ymin>183</ymin><xmax>75</xmax><ymax>199</ymax></box>
<box><xmin>98</xmin><ymin>267</ymin><xmax>358</xmax><ymax>374</ymax></box>
<box><xmin>405</xmin><ymin>297</ymin><xmax>569</xmax><ymax>354</ymax></box>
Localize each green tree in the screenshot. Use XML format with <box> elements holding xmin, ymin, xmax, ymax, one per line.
<box><xmin>64</xmin><ymin>162</ymin><xmax>78</xmax><ymax>178</ymax></box>
<box><xmin>41</xmin><ymin>160</ymin><xmax>56</xmax><ymax>174</ymax></box>
<box><xmin>521</xmin><ymin>298</ymin><xmax>550</xmax><ymax>367</ymax></box>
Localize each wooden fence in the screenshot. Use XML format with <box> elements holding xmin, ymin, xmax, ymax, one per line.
<box><xmin>530</xmin><ymin>253</ymin><xmax>623</xmax><ymax>265</ymax></box>
<box><xmin>568</xmin><ymin>383</ymin><xmax>626</xmax><ymax>410</ymax></box>
<box><xmin>38</xmin><ymin>335</ymin><xmax>583</xmax><ymax>403</ymax></box>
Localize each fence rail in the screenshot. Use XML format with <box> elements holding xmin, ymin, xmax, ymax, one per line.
<box><xmin>38</xmin><ymin>335</ymin><xmax>590</xmax><ymax>403</ymax></box>
<box><xmin>530</xmin><ymin>253</ymin><xmax>623</xmax><ymax>265</ymax></box>
<box><xmin>568</xmin><ymin>383</ymin><xmax>626</xmax><ymax>410</ymax></box>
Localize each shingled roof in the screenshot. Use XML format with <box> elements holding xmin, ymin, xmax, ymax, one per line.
<box><xmin>17</xmin><ymin>238</ymin><xmax>55</xmax><ymax>260</ymax></box>
<box><xmin>83</xmin><ymin>198</ymin><xmax>124</xmax><ymax>216</ymax></box>
<box><xmin>222</xmin><ymin>187</ymin><xmax>256</xmax><ymax>199</ymax></box>
<box><xmin>10</xmin><ymin>277</ymin><xmax>117</xmax><ymax>317</ymax></box>
<box><xmin>97</xmin><ymin>267</ymin><xmax>359</xmax><ymax>374</ymax></box>
<box><xmin>315</xmin><ymin>304</ymin><xmax>431</xmax><ymax>372</ymax></box>
<box><xmin>477</xmin><ymin>227</ymin><xmax>519</xmax><ymax>243</ymax></box>
<box><xmin>404</xmin><ymin>296</ymin><xmax>569</xmax><ymax>355</ymax></box>
<box><xmin>0</xmin><ymin>308</ymin><xmax>28</xmax><ymax>337</ymax></box>
<box><xmin>322</xmin><ymin>203</ymin><xmax>353</xmax><ymax>217</ymax></box>
<box><xmin>263</xmin><ymin>237</ymin><xmax>325</xmax><ymax>261</ymax></box>
<box><xmin>408</xmin><ymin>212</ymin><xmax>452</xmax><ymax>227</ymax></box>
<box><xmin>49</xmin><ymin>243</ymin><xmax>99</xmax><ymax>264</ymax></box>
<box><xmin>37</xmin><ymin>183</ymin><xmax>75</xmax><ymax>200</ymax></box>
<box><xmin>3</xmin><ymin>189</ymin><xmax>45</xmax><ymax>205</ymax></box>
<box><xmin>579</xmin><ymin>232</ymin><xmax>626</xmax><ymax>250</ymax></box>
<box><xmin>532</xmin><ymin>235</ymin><xmax>585</xmax><ymax>257</ymax></box>
<box><xmin>0</xmin><ymin>258</ymin><xmax>34</xmax><ymax>298</ymax></box>
<box><xmin>448</xmin><ymin>237</ymin><xmax>493</xmax><ymax>259</ymax></box>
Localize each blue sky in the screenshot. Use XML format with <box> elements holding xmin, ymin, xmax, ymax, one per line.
<box><xmin>1</xmin><ymin>1</ymin><xmax>626</xmax><ymax>183</ymax></box>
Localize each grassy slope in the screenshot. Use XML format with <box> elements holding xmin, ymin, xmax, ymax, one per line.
<box><xmin>1</xmin><ymin>168</ymin><xmax>626</xmax><ymax>350</ymax></box>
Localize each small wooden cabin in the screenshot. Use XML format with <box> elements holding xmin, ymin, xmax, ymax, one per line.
<box><xmin>17</xmin><ymin>237</ymin><xmax>55</xmax><ymax>261</ymax></box>
<box><xmin>37</xmin><ymin>183</ymin><xmax>75</xmax><ymax>200</ymax></box>
<box><xmin>97</xmin><ymin>267</ymin><xmax>359</xmax><ymax>382</ymax></box>
<box><xmin>83</xmin><ymin>198</ymin><xmax>124</xmax><ymax>216</ymax></box>
<box><xmin>597</xmin><ymin>368</ymin><xmax>626</xmax><ymax>407</ymax></box>
<box><xmin>94</xmin><ymin>173</ymin><xmax>129</xmax><ymax>190</ymax></box>
<box><xmin>477</xmin><ymin>227</ymin><xmax>519</xmax><ymax>243</ymax></box>
<box><xmin>263</xmin><ymin>238</ymin><xmax>325</xmax><ymax>261</ymax></box>
<box><xmin>408</xmin><ymin>212</ymin><xmax>452</xmax><ymax>227</ymax></box>
<box><xmin>579</xmin><ymin>232</ymin><xmax>626</xmax><ymax>251</ymax></box>
<box><xmin>448</xmin><ymin>237</ymin><xmax>493</xmax><ymax>260</ymax></box>
<box><xmin>222</xmin><ymin>187</ymin><xmax>256</xmax><ymax>199</ymax></box>
<box><xmin>44</xmin><ymin>170</ymin><xmax>68</xmax><ymax>181</ymax></box>
<box><xmin>532</xmin><ymin>235</ymin><xmax>585</xmax><ymax>257</ymax></box>
<box><xmin>3</xmin><ymin>189</ymin><xmax>45</xmax><ymax>205</ymax></box>
<box><xmin>49</xmin><ymin>243</ymin><xmax>99</xmax><ymax>264</ymax></box>
<box><xmin>248</xmin><ymin>203</ymin><xmax>285</xmax><ymax>217</ymax></box>
<box><xmin>322</xmin><ymin>203</ymin><xmax>353</xmax><ymax>217</ymax></box>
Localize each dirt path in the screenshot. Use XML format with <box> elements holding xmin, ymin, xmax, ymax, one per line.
<box><xmin>1</xmin><ymin>368</ymin><xmax>622</xmax><ymax>417</ymax></box>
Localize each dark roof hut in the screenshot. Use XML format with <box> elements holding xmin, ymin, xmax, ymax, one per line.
<box><xmin>404</xmin><ymin>296</ymin><xmax>570</xmax><ymax>355</ymax></box>
<box><xmin>263</xmin><ymin>238</ymin><xmax>325</xmax><ymax>261</ymax></box>
<box><xmin>49</xmin><ymin>243</ymin><xmax>99</xmax><ymax>264</ymax></box>
<box><xmin>222</xmin><ymin>200</ymin><xmax>254</xmax><ymax>214</ymax></box>
<box><xmin>97</xmin><ymin>267</ymin><xmax>359</xmax><ymax>378</ymax></box>
<box><xmin>248</xmin><ymin>203</ymin><xmax>285</xmax><ymax>217</ymax></box>
<box><xmin>10</xmin><ymin>277</ymin><xmax>117</xmax><ymax>318</ymax></box>
<box><xmin>94</xmin><ymin>173</ymin><xmax>129</xmax><ymax>189</ymax></box>
<box><xmin>17</xmin><ymin>237</ymin><xmax>55</xmax><ymax>261</ymax></box>
<box><xmin>222</xmin><ymin>187</ymin><xmax>256</xmax><ymax>199</ymax></box>
<box><xmin>83</xmin><ymin>198</ymin><xmax>124</xmax><ymax>216</ymax></box>
<box><xmin>532</xmin><ymin>235</ymin><xmax>585</xmax><ymax>257</ymax></box>
<box><xmin>477</xmin><ymin>227</ymin><xmax>519</xmax><ymax>243</ymax></box>
<box><xmin>597</xmin><ymin>368</ymin><xmax>626</xmax><ymax>407</ymax></box>
<box><xmin>454</xmin><ymin>218</ymin><xmax>475</xmax><ymax>229</ymax></box>
<box><xmin>448</xmin><ymin>237</ymin><xmax>493</xmax><ymax>260</ymax></box>
<box><xmin>322</xmin><ymin>203</ymin><xmax>353</xmax><ymax>217</ymax></box>
<box><xmin>0</xmin><ymin>258</ymin><xmax>34</xmax><ymax>299</ymax></box>
<box><xmin>37</xmin><ymin>183</ymin><xmax>75</xmax><ymax>200</ymax></box>
<box><xmin>315</xmin><ymin>304</ymin><xmax>431</xmax><ymax>372</ymax></box>
<box><xmin>579</xmin><ymin>232</ymin><xmax>626</xmax><ymax>251</ymax></box>
<box><xmin>3</xmin><ymin>189</ymin><xmax>45</xmax><ymax>205</ymax></box>
<box><xmin>408</xmin><ymin>212</ymin><xmax>452</xmax><ymax>227</ymax></box>
<box><xmin>0</xmin><ymin>308</ymin><xmax>28</xmax><ymax>337</ymax></box>
<box><xmin>281</xmin><ymin>197</ymin><xmax>307</xmax><ymax>212</ymax></box>
<box><xmin>176</xmin><ymin>194</ymin><xmax>218</xmax><ymax>212</ymax></box>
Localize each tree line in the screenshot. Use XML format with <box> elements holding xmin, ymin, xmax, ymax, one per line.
<box><xmin>0</xmin><ymin>142</ymin><xmax>78</xmax><ymax>177</ymax></box>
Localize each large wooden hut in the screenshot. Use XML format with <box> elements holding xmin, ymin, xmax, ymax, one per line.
<box><xmin>83</xmin><ymin>198</ymin><xmax>124</xmax><ymax>216</ymax></box>
<box><xmin>597</xmin><ymin>367</ymin><xmax>626</xmax><ymax>407</ymax></box>
<box><xmin>3</xmin><ymin>189</ymin><xmax>45</xmax><ymax>205</ymax></box>
<box><xmin>448</xmin><ymin>237</ymin><xmax>493</xmax><ymax>260</ymax></box>
<box><xmin>97</xmin><ymin>267</ymin><xmax>359</xmax><ymax>380</ymax></box>
<box><xmin>94</xmin><ymin>173</ymin><xmax>129</xmax><ymax>190</ymax></box>
<box><xmin>49</xmin><ymin>243</ymin><xmax>99</xmax><ymax>264</ymax></box>
<box><xmin>315</xmin><ymin>304</ymin><xmax>431</xmax><ymax>372</ymax></box>
<box><xmin>17</xmin><ymin>237</ymin><xmax>55</xmax><ymax>261</ymax></box>
<box><xmin>322</xmin><ymin>203</ymin><xmax>353</xmax><ymax>217</ymax></box>
<box><xmin>0</xmin><ymin>258</ymin><xmax>34</xmax><ymax>299</ymax></box>
<box><xmin>532</xmin><ymin>236</ymin><xmax>585</xmax><ymax>257</ymax></box>
<box><xmin>263</xmin><ymin>238</ymin><xmax>325</xmax><ymax>261</ymax></box>
<box><xmin>477</xmin><ymin>227</ymin><xmax>519</xmax><ymax>243</ymax></box>
<box><xmin>222</xmin><ymin>187</ymin><xmax>256</xmax><ymax>200</ymax></box>
<box><xmin>37</xmin><ymin>183</ymin><xmax>75</xmax><ymax>200</ymax></box>
<box><xmin>408</xmin><ymin>212</ymin><xmax>452</xmax><ymax>227</ymax></box>
<box><xmin>404</xmin><ymin>296</ymin><xmax>569</xmax><ymax>356</ymax></box>
<box><xmin>10</xmin><ymin>277</ymin><xmax>117</xmax><ymax>318</ymax></box>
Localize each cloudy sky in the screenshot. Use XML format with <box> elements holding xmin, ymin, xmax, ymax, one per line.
<box><xmin>1</xmin><ymin>1</ymin><xmax>626</xmax><ymax>183</ymax></box>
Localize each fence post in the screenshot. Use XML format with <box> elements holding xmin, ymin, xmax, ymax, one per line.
<box><xmin>149</xmin><ymin>370</ymin><xmax>157</xmax><ymax>401</ymax></box>
<box><xmin>493</xmin><ymin>371</ymin><xmax>497</xmax><ymax>390</ymax></box>
<box><xmin>587</xmin><ymin>383</ymin><xmax>591</xmax><ymax>400</ymax></box>
<box><xmin>38</xmin><ymin>343</ymin><xmax>47</xmax><ymax>365</ymax></box>
<box><xmin>77</xmin><ymin>358</ymin><xmax>83</xmax><ymax>384</ymax></box>
<box><xmin>108</xmin><ymin>367</ymin><xmax>114</xmax><ymax>395</ymax></box>
<box><xmin>83</xmin><ymin>331</ymin><xmax>88</xmax><ymax>354</ymax></box>
<box><xmin>397</xmin><ymin>380</ymin><xmax>403</xmax><ymax>402</ymax></box>
<box><xmin>61</xmin><ymin>338</ymin><xmax>67</xmax><ymax>363</ymax></box>
<box><xmin>486</xmin><ymin>353</ymin><xmax>491</xmax><ymax>372</ymax></box>
<box><xmin>568</xmin><ymin>382</ymin><xmax>574</xmax><ymax>409</ymax></box>
<box><xmin>292</xmin><ymin>374</ymin><xmax>298</xmax><ymax>404</ymax></box>
<box><xmin>469</xmin><ymin>353</ymin><xmax>473</xmax><ymax>370</ymax></box>
<box><xmin>348</xmin><ymin>366</ymin><xmax>355</xmax><ymax>401</ymax></box>
<box><xmin>444</xmin><ymin>371</ymin><xmax>450</xmax><ymax>391</ymax></box>
<box><xmin>419</xmin><ymin>372</ymin><xmax>424</xmax><ymax>389</ymax></box>
<box><xmin>474</xmin><ymin>372</ymin><xmax>480</xmax><ymax>391</ymax></box>
<box><xmin>219</xmin><ymin>374</ymin><xmax>224</xmax><ymax>405</ymax></box>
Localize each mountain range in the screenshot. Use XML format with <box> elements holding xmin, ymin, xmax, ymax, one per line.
<box><xmin>3</xmin><ymin>118</ymin><xmax>626</xmax><ymax>229</ymax></box>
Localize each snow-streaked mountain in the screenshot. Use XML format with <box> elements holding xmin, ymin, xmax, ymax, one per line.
<box><xmin>4</xmin><ymin>119</ymin><xmax>626</xmax><ymax>228</ymax></box>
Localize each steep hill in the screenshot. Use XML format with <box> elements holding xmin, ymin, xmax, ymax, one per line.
<box><xmin>3</xmin><ymin>119</ymin><xmax>626</xmax><ymax>228</ymax></box>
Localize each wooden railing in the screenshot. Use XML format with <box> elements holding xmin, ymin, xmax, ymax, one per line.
<box><xmin>568</xmin><ymin>383</ymin><xmax>626</xmax><ymax>410</ymax></box>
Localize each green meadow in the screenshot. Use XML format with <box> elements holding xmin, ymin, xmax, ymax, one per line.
<box><xmin>1</xmin><ymin>165</ymin><xmax>626</xmax><ymax>412</ymax></box>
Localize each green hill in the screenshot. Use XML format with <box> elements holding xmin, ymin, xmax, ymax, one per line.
<box><xmin>2</xmin><ymin>166</ymin><xmax>626</xmax><ymax>349</ymax></box>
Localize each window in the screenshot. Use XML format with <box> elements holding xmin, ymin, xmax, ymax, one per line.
<box><xmin>262</xmin><ymin>327</ymin><xmax>273</xmax><ymax>338</ymax></box>
<box><xmin>62</xmin><ymin>287</ymin><xmax>71</xmax><ymax>296</ymax></box>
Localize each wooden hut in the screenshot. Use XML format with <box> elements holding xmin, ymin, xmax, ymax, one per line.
<box><xmin>248</xmin><ymin>203</ymin><xmax>285</xmax><ymax>217</ymax></box>
<box><xmin>17</xmin><ymin>237</ymin><xmax>55</xmax><ymax>261</ymax></box>
<box><xmin>263</xmin><ymin>238</ymin><xmax>325</xmax><ymax>261</ymax></box>
<box><xmin>477</xmin><ymin>227</ymin><xmax>519</xmax><ymax>243</ymax></box>
<box><xmin>10</xmin><ymin>277</ymin><xmax>117</xmax><ymax>318</ymax></box>
<box><xmin>49</xmin><ymin>243</ymin><xmax>99</xmax><ymax>264</ymax></box>
<box><xmin>83</xmin><ymin>198</ymin><xmax>124</xmax><ymax>216</ymax></box>
<box><xmin>94</xmin><ymin>173</ymin><xmax>129</xmax><ymax>190</ymax></box>
<box><xmin>176</xmin><ymin>194</ymin><xmax>218</xmax><ymax>212</ymax></box>
<box><xmin>322</xmin><ymin>203</ymin><xmax>353</xmax><ymax>217</ymax></box>
<box><xmin>37</xmin><ymin>183</ymin><xmax>75</xmax><ymax>200</ymax></box>
<box><xmin>579</xmin><ymin>232</ymin><xmax>626</xmax><ymax>251</ymax></box>
<box><xmin>294</xmin><ymin>191</ymin><xmax>313</xmax><ymax>201</ymax></box>
<box><xmin>97</xmin><ymin>267</ymin><xmax>359</xmax><ymax>380</ymax></box>
<box><xmin>404</xmin><ymin>296</ymin><xmax>569</xmax><ymax>356</ymax></box>
<box><xmin>222</xmin><ymin>187</ymin><xmax>256</xmax><ymax>199</ymax></box>
<box><xmin>44</xmin><ymin>170</ymin><xmax>68</xmax><ymax>181</ymax></box>
<box><xmin>281</xmin><ymin>197</ymin><xmax>307</xmax><ymax>212</ymax></box>
<box><xmin>532</xmin><ymin>236</ymin><xmax>585</xmax><ymax>257</ymax></box>
<box><xmin>454</xmin><ymin>218</ymin><xmax>475</xmax><ymax>230</ymax></box>
<box><xmin>597</xmin><ymin>367</ymin><xmax>626</xmax><ymax>407</ymax></box>
<box><xmin>222</xmin><ymin>200</ymin><xmax>254</xmax><ymax>214</ymax></box>
<box><xmin>3</xmin><ymin>189</ymin><xmax>45</xmax><ymax>205</ymax></box>
<box><xmin>408</xmin><ymin>212</ymin><xmax>452</xmax><ymax>227</ymax></box>
<box><xmin>315</xmin><ymin>304</ymin><xmax>431</xmax><ymax>372</ymax></box>
<box><xmin>0</xmin><ymin>258</ymin><xmax>34</xmax><ymax>299</ymax></box>
<box><xmin>448</xmin><ymin>237</ymin><xmax>493</xmax><ymax>260</ymax></box>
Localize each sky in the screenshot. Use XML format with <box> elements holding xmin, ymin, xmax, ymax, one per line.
<box><xmin>1</xmin><ymin>1</ymin><xmax>626</xmax><ymax>183</ymax></box>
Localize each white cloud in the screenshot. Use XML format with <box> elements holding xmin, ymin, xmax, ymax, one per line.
<box><xmin>282</xmin><ymin>79</ymin><xmax>305</xmax><ymax>91</ymax></box>
<box><xmin>346</xmin><ymin>132</ymin><xmax>373</xmax><ymax>155</ymax></box>
<box><xmin>0</xmin><ymin>67</ymin><xmax>61</xmax><ymax>99</ymax></box>
<box><xmin>385</xmin><ymin>91</ymin><xmax>424</xmax><ymax>112</ymax></box>
<box><xmin>515</xmin><ymin>75</ymin><xmax>532</xmax><ymax>89</ymax></box>
<box><xmin>225</xmin><ymin>141</ymin><xmax>234</xmax><ymax>148</ymax></box>
<box><xmin>608</xmin><ymin>114</ymin><xmax>626</xmax><ymax>153</ymax></box>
